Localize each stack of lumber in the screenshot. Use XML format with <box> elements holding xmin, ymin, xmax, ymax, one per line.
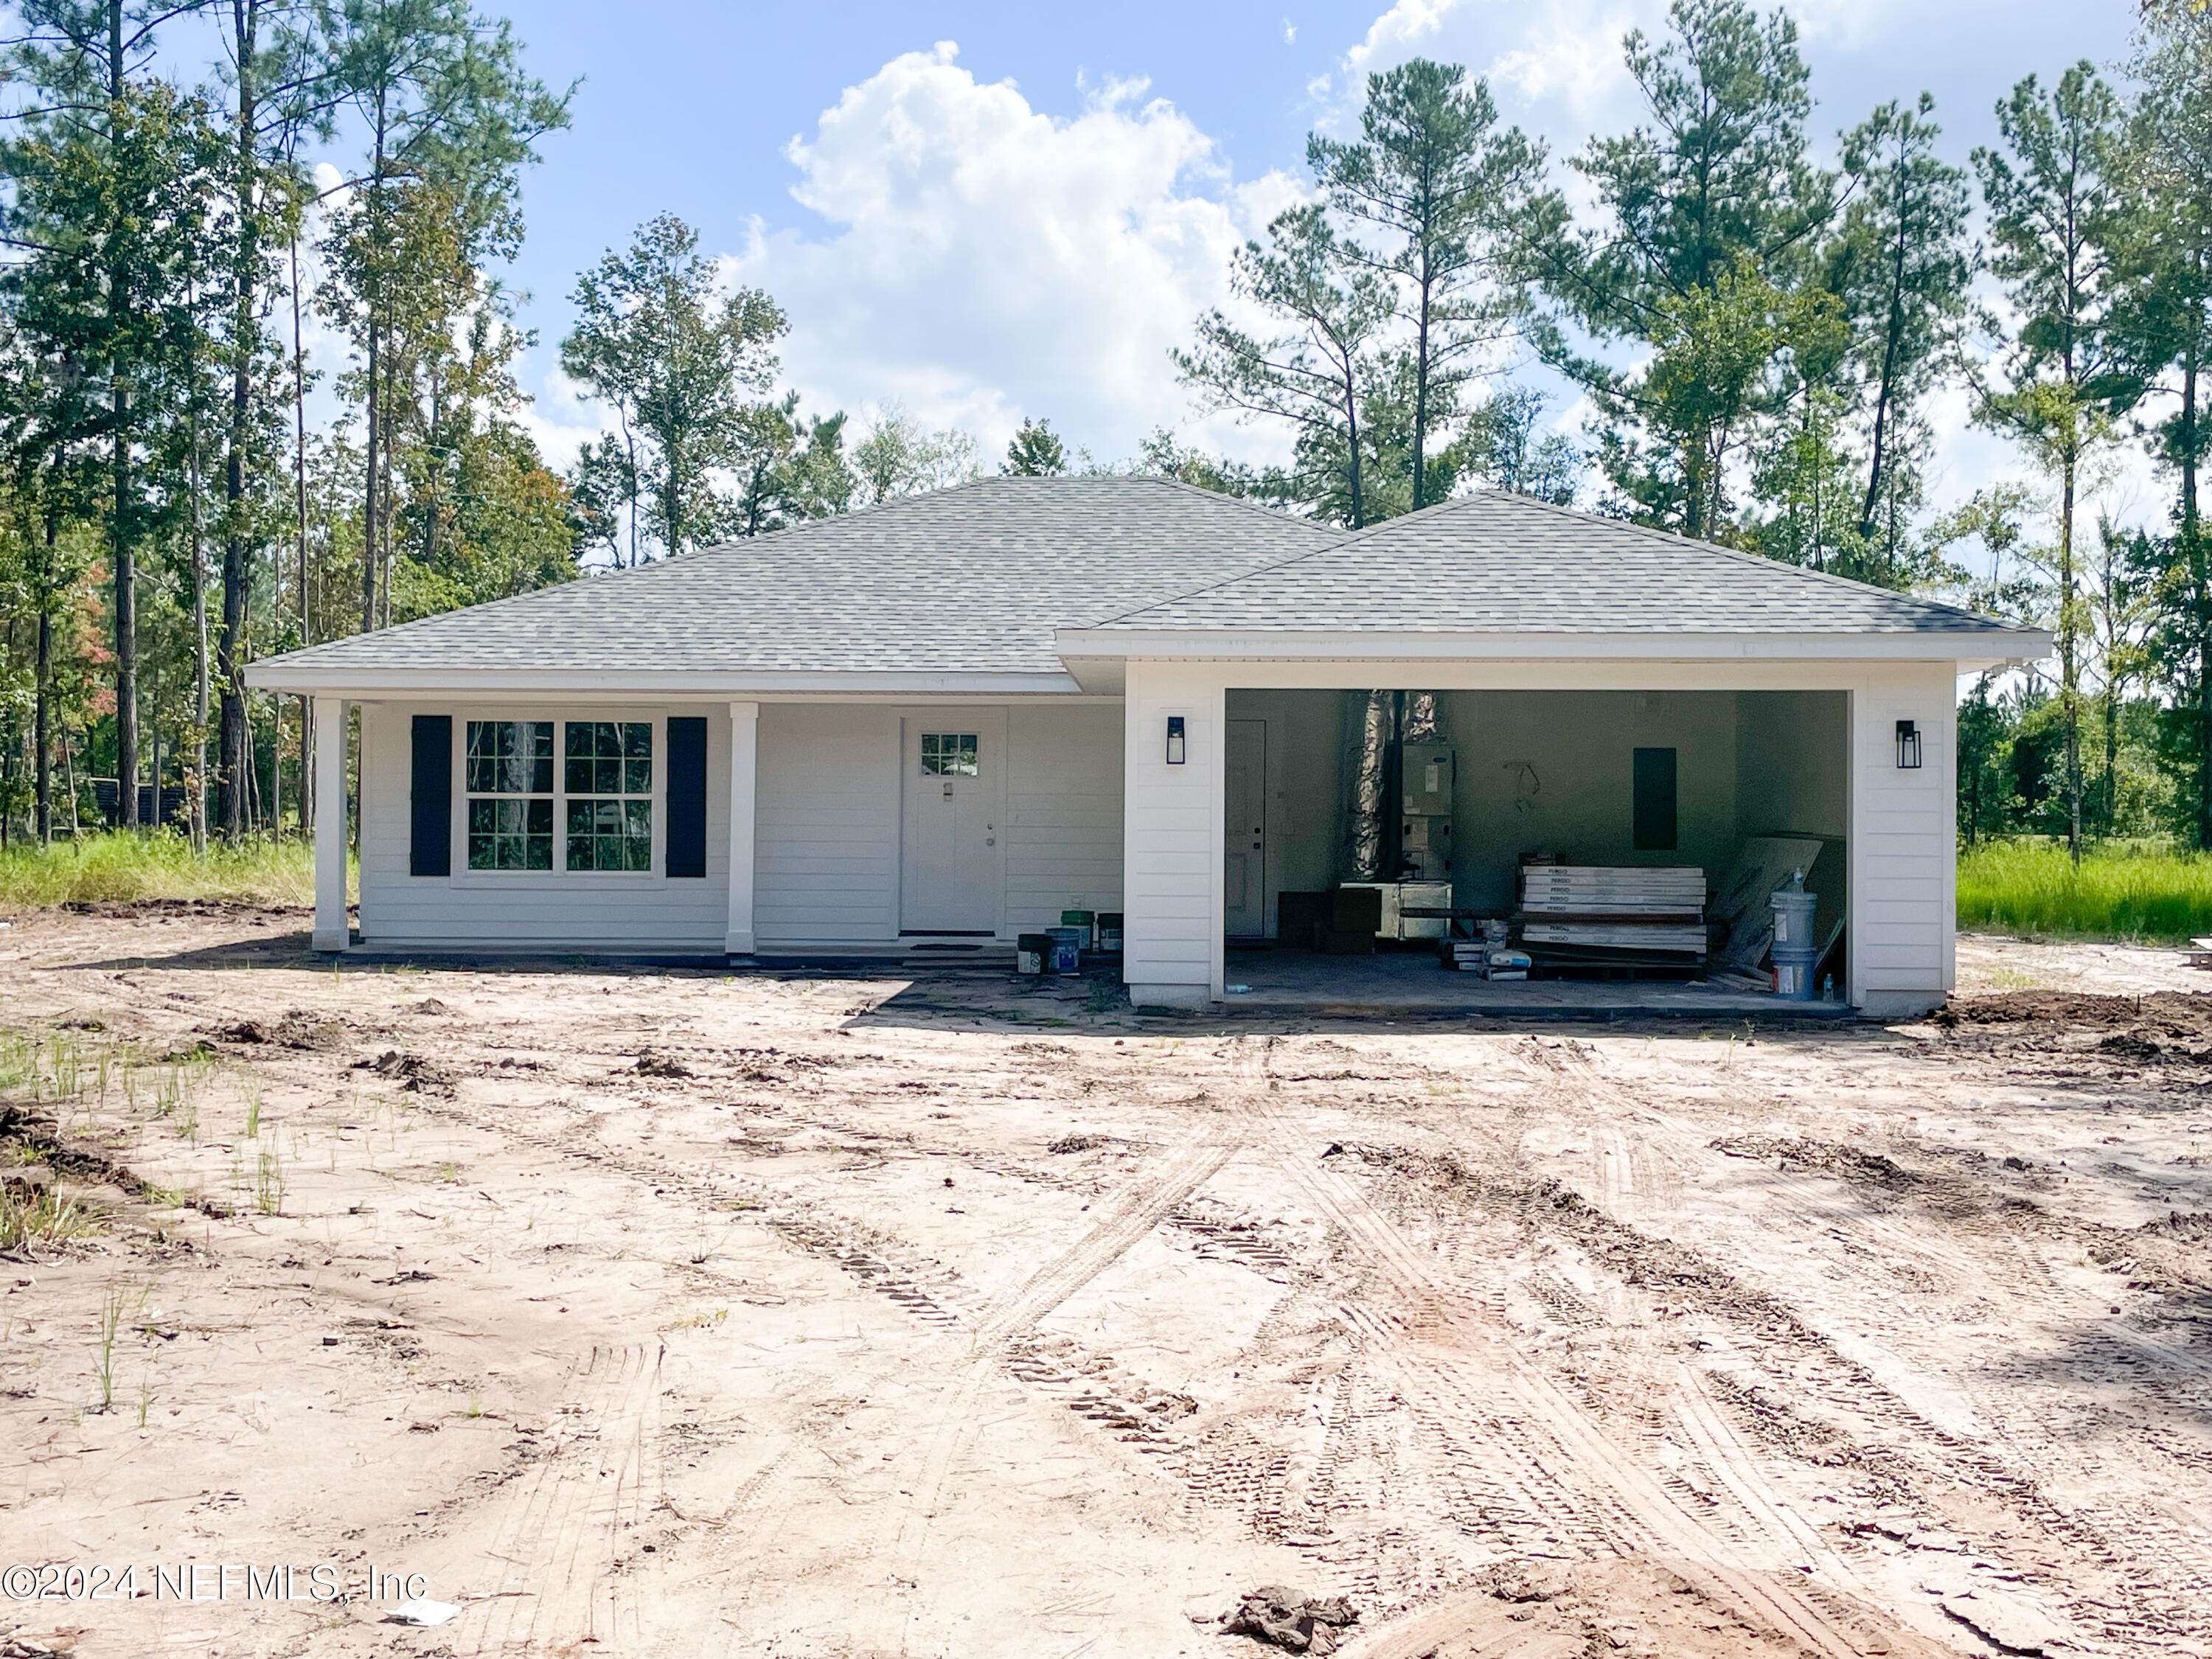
<box><xmin>1519</xmin><ymin>866</ymin><xmax>1708</xmax><ymax>956</ymax></box>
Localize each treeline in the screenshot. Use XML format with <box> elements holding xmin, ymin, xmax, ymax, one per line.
<box><xmin>1167</xmin><ymin>0</ymin><xmax>2212</xmax><ymax>857</ymax></box>
<box><xmin>3</xmin><ymin>0</ymin><xmax>2208</xmax><ymax>862</ymax></box>
<box><xmin>0</xmin><ymin>0</ymin><xmax>574</xmax><ymax>847</ymax></box>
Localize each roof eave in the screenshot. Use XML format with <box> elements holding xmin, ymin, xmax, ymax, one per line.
<box><xmin>240</xmin><ymin>664</ymin><xmax>1089</xmax><ymax>698</ymax></box>
<box><xmin>1054</xmin><ymin>627</ymin><xmax>2052</xmax><ymax>670</ymax></box>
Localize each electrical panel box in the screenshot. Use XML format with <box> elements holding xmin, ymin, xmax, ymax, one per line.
<box><xmin>1402</xmin><ymin>743</ymin><xmax>1454</xmax><ymax>816</ymax></box>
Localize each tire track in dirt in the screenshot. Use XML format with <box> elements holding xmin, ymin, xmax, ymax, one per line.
<box><xmin>1511</xmin><ymin>1049</ymin><xmax>2212</xmax><ymax>1650</ymax></box>
<box><xmin>1236</xmin><ymin>1037</ymin><xmax>1893</xmax><ymax>1659</ymax></box>
<box><xmin>869</xmin><ymin>1125</ymin><xmax>1248</xmax><ymax>1655</ymax></box>
<box><xmin>457</xmin><ymin>1341</ymin><xmax>661</xmax><ymax>1658</ymax></box>
<box><xmin>681</xmin><ymin>1122</ymin><xmax>1251</xmax><ymax>1656</ymax></box>
<box><xmin>1652</xmin><ymin>1109</ymin><xmax>2212</xmax><ymax>1627</ymax></box>
<box><xmin>407</xmin><ymin>1081</ymin><xmax>1252</xmax><ymax>1654</ymax></box>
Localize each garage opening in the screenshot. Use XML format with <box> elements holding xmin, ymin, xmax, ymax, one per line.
<box><xmin>1224</xmin><ymin>689</ymin><xmax>1850</xmax><ymax>1011</ymax></box>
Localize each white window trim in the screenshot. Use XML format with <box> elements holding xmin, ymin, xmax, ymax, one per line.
<box><xmin>450</xmin><ymin>706</ymin><xmax>669</xmax><ymax>887</ymax></box>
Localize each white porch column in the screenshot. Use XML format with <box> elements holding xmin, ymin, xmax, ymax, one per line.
<box><xmin>726</xmin><ymin>701</ymin><xmax>759</xmax><ymax>956</ymax></box>
<box><xmin>1121</xmin><ymin>661</ymin><xmax>1225</xmax><ymax>1010</ymax></box>
<box><xmin>311</xmin><ymin>697</ymin><xmax>349</xmax><ymax>953</ymax></box>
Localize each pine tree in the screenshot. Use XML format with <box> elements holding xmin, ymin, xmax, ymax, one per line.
<box><xmin>1972</xmin><ymin>63</ymin><xmax>2140</xmax><ymax>862</ymax></box>
<box><xmin>559</xmin><ymin>213</ymin><xmax>785</xmax><ymax>557</ymax></box>
<box><xmin>2123</xmin><ymin>7</ymin><xmax>2212</xmax><ymax>848</ymax></box>
<box><xmin>1526</xmin><ymin>0</ymin><xmax>1840</xmax><ymax>539</ymax></box>
<box><xmin>1001</xmin><ymin>417</ymin><xmax>1068</xmax><ymax>477</ymax></box>
<box><xmin>1830</xmin><ymin>95</ymin><xmax>1972</xmax><ymax>553</ymax></box>
<box><xmin>1309</xmin><ymin>60</ymin><xmax>1545</xmax><ymax>510</ymax></box>
<box><xmin>1174</xmin><ymin>205</ymin><xmax>1394</xmax><ymax>526</ymax></box>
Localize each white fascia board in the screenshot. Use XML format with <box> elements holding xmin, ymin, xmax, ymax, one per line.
<box><xmin>1052</xmin><ymin>627</ymin><xmax>2052</xmax><ymax>667</ymax></box>
<box><xmin>240</xmin><ymin>664</ymin><xmax>1087</xmax><ymax>698</ymax></box>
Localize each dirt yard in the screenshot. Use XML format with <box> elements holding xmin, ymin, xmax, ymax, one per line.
<box><xmin>2</xmin><ymin>908</ymin><xmax>2211</xmax><ymax>1659</ymax></box>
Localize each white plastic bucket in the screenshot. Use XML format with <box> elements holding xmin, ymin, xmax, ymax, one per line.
<box><xmin>1770</xmin><ymin>891</ymin><xmax>1818</xmax><ymax>948</ymax></box>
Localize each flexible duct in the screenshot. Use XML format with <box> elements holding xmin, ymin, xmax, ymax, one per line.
<box><xmin>1341</xmin><ymin>689</ymin><xmax>1391</xmax><ymax>881</ymax></box>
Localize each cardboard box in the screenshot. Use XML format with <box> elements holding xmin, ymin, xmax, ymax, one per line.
<box><xmin>1314</xmin><ymin>925</ymin><xmax>1375</xmax><ymax>956</ymax></box>
<box><xmin>1331</xmin><ymin>886</ymin><xmax>1384</xmax><ymax>933</ymax></box>
<box><xmin>1277</xmin><ymin>891</ymin><xmax>1332</xmax><ymax>948</ymax></box>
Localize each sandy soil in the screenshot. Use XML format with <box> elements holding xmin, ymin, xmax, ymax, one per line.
<box><xmin>1</xmin><ymin>909</ymin><xmax>2210</xmax><ymax>1659</ymax></box>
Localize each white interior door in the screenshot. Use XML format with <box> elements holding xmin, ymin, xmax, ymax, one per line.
<box><xmin>900</xmin><ymin>711</ymin><xmax>1006</xmax><ymax>933</ymax></box>
<box><xmin>1225</xmin><ymin>717</ymin><xmax>1267</xmax><ymax>938</ymax></box>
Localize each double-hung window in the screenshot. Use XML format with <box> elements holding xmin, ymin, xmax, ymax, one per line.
<box><xmin>466</xmin><ymin>721</ymin><xmax>554</xmax><ymax>869</ymax></box>
<box><xmin>463</xmin><ymin>717</ymin><xmax>654</xmax><ymax>874</ymax></box>
<box><xmin>565</xmin><ymin>722</ymin><xmax>653</xmax><ymax>871</ymax></box>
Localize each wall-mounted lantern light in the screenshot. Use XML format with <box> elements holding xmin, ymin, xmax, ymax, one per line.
<box><xmin>1895</xmin><ymin>718</ymin><xmax>1922</xmax><ymax>771</ymax></box>
<box><xmin>1166</xmin><ymin>715</ymin><xmax>1187</xmax><ymax>765</ymax></box>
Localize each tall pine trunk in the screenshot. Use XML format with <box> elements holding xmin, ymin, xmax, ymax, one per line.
<box><xmin>1858</xmin><ymin>201</ymin><xmax>1909</xmax><ymax>542</ymax></box>
<box><xmin>1410</xmin><ymin>282</ymin><xmax>1430</xmax><ymax>512</ymax></box>
<box><xmin>2060</xmin><ymin>452</ymin><xmax>2082</xmax><ymax>864</ymax></box>
<box><xmin>190</xmin><ymin>355</ymin><xmax>209</xmax><ymax>854</ymax></box>
<box><xmin>108</xmin><ymin>0</ymin><xmax>139</xmax><ymax>829</ymax></box>
<box><xmin>217</xmin><ymin>0</ymin><xmax>260</xmax><ymax>837</ymax></box>
<box><xmin>34</xmin><ymin>512</ymin><xmax>53</xmax><ymax>845</ymax></box>
<box><xmin>292</xmin><ymin>232</ymin><xmax>313</xmax><ymax>831</ymax></box>
<box><xmin>2183</xmin><ymin>340</ymin><xmax>2211</xmax><ymax>853</ymax></box>
<box><xmin>360</xmin><ymin>108</ymin><xmax>389</xmax><ymax>636</ymax></box>
<box><xmin>361</xmin><ymin>321</ymin><xmax>380</xmax><ymax>631</ymax></box>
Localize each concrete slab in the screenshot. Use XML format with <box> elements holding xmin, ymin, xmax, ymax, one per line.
<box><xmin>1222</xmin><ymin>947</ymin><xmax>1855</xmax><ymax>1017</ymax></box>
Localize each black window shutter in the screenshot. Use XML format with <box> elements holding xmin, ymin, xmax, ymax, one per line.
<box><xmin>410</xmin><ymin>715</ymin><xmax>453</xmax><ymax>877</ymax></box>
<box><xmin>667</xmin><ymin>717</ymin><xmax>708</xmax><ymax>878</ymax></box>
<box><xmin>1631</xmin><ymin>746</ymin><xmax>1678</xmax><ymax>852</ymax></box>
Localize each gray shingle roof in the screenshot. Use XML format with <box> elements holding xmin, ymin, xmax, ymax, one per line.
<box><xmin>256</xmin><ymin>476</ymin><xmax>1338</xmax><ymax>678</ymax></box>
<box><xmin>1093</xmin><ymin>492</ymin><xmax>2030</xmax><ymax>636</ymax></box>
<box><xmin>256</xmin><ymin>477</ymin><xmax>2032</xmax><ymax>686</ymax></box>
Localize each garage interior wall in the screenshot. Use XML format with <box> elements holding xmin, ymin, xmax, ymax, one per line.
<box><xmin>1440</xmin><ymin>689</ymin><xmax>1742</xmax><ymax>911</ymax></box>
<box><xmin>1226</xmin><ymin>687</ymin><xmax>1850</xmax><ymax>933</ymax></box>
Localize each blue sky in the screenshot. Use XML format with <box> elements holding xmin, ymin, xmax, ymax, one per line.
<box><xmin>464</xmin><ymin>0</ymin><xmax>2143</xmax><ymax>518</ymax></box>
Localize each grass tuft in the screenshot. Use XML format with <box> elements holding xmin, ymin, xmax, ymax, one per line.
<box><xmin>0</xmin><ymin>832</ymin><xmax>337</xmax><ymax>908</ymax></box>
<box><xmin>0</xmin><ymin>1183</ymin><xmax>105</xmax><ymax>1250</ymax></box>
<box><xmin>1957</xmin><ymin>841</ymin><xmax>2212</xmax><ymax>944</ymax></box>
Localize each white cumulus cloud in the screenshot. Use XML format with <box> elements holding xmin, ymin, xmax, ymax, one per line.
<box><xmin>720</xmin><ymin>42</ymin><xmax>1304</xmax><ymax>464</ymax></box>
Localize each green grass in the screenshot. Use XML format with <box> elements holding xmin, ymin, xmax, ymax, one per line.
<box><xmin>0</xmin><ymin>833</ymin><xmax>339</xmax><ymax>908</ymax></box>
<box><xmin>1957</xmin><ymin>841</ymin><xmax>2212</xmax><ymax>944</ymax></box>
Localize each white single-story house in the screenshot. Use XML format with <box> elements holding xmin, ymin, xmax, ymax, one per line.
<box><xmin>246</xmin><ymin>476</ymin><xmax>2048</xmax><ymax>1015</ymax></box>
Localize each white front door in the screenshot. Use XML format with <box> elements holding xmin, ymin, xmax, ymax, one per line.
<box><xmin>900</xmin><ymin>712</ymin><xmax>1006</xmax><ymax>933</ymax></box>
<box><xmin>1225</xmin><ymin>717</ymin><xmax>1267</xmax><ymax>938</ymax></box>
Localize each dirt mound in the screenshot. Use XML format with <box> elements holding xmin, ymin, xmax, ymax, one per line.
<box><xmin>358</xmin><ymin>1049</ymin><xmax>453</xmax><ymax>1093</ymax></box>
<box><xmin>1712</xmin><ymin>1134</ymin><xmax>1918</xmax><ymax>1187</ymax></box>
<box><xmin>58</xmin><ymin>897</ymin><xmax>306</xmax><ymax>919</ymax></box>
<box><xmin>204</xmin><ymin>1009</ymin><xmax>349</xmax><ymax>1050</ymax></box>
<box><xmin>1938</xmin><ymin>990</ymin><xmax>2212</xmax><ymax>1034</ymax></box>
<box><xmin>1357</xmin><ymin>1557</ymin><xmax>1951</xmax><ymax>1659</ymax></box>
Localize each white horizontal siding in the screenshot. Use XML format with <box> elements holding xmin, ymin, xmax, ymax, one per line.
<box><xmin>755</xmin><ymin>704</ymin><xmax>900</xmax><ymax>944</ymax></box>
<box><xmin>1121</xmin><ymin>665</ymin><xmax>1222</xmax><ymax>989</ymax></box>
<box><xmin>356</xmin><ymin>700</ymin><xmax>729</xmax><ymax>949</ymax></box>
<box><xmin>1004</xmin><ymin>705</ymin><xmax>1123</xmax><ymax>938</ymax></box>
<box><xmin>1849</xmin><ymin>669</ymin><xmax>1955</xmax><ymax>1002</ymax></box>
